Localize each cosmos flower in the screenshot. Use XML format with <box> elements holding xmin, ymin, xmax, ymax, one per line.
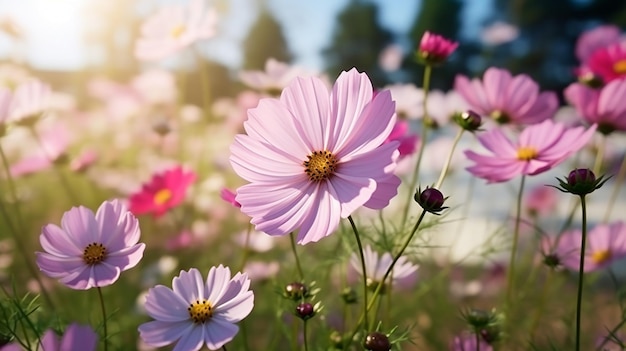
<box><xmin>230</xmin><ymin>68</ymin><xmax>400</xmax><ymax>244</ymax></box>
<box><xmin>350</xmin><ymin>245</ymin><xmax>418</xmax><ymax>292</ymax></box>
<box><xmin>134</xmin><ymin>0</ymin><xmax>218</xmax><ymax>61</ymax></box>
<box><xmin>449</xmin><ymin>334</ymin><xmax>493</xmax><ymax>351</ymax></box>
<box><xmin>575</xmin><ymin>25</ymin><xmax>622</xmax><ymax>63</ymax></box>
<box><xmin>587</xmin><ymin>42</ymin><xmax>626</xmax><ymax>83</ymax></box>
<box><xmin>7</xmin><ymin>79</ymin><xmax>51</xmax><ymax>126</ymax></box>
<box><xmin>1</xmin><ymin>323</ymin><xmax>98</xmax><ymax>351</ymax></box>
<box><xmin>129</xmin><ymin>166</ymin><xmax>197</xmax><ymax>218</ymax></box>
<box><xmin>385</xmin><ymin>120</ymin><xmax>419</xmax><ymax>159</ymax></box>
<box><xmin>454</xmin><ymin>67</ymin><xmax>558</xmax><ymax>125</ymax></box>
<box><xmin>35</xmin><ymin>199</ymin><xmax>145</xmax><ymax>290</ymax></box>
<box><xmin>138</xmin><ymin>266</ymin><xmax>254</xmax><ymax>351</ymax></box>
<box><xmin>564</xmin><ymin>77</ymin><xmax>626</xmax><ymax>134</ymax></box>
<box><xmin>417</xmin><ymin>31</ymin><xmax>458</xmax><ymax>64</ymax></box>
<box><xmin>524</xmin><ymin>185</ymin><xmax>558</xmax><ymax>217</ymax></box>
<box><xmin>553</xmin><ymin>221</ymin><xmax>626</xmax><ymax>272</ymax></box>
<box><xmin>464</xmin><ymin>119</ymin><xmax>596</xmax><ymax>183</ymax></box>
<box><xmin>385</xmin><ymin>83</ymin><xmax>423</xmax><ymax>120</ymax></box>
<box><xmin>239</xmin><ymin>58</ymin><xmax>319</xmax><ymax>94</ymax></box>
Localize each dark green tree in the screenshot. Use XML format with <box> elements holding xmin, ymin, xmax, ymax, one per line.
<box><xmin>242</xmin><ymin>3</ymin><xmax>292</xmax><ymax>70</ymax></box>
<box><xmin>322</xmin><ymin>0</ymin><xmax>394</xmax><ymax>87</ymax></box>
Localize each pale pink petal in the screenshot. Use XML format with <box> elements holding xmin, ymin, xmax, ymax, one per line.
<box><xmin>144</xmin><ymin>285</ymin><xmax>190</xmax><ymax>322</ymax></box>
<box><xmin>483</xmin><ymin>67</ymin><xmax>511</xmax><ymax>109</ymax></box>
<box><xmin>203</xmin><ymin>318</ymin><xmax>239</xmax><ymax>350</ymax></box>
<box><xmin>172</xmin><ymin>327</ymin><xmax>204</xmax><ymax>351</ymax></box>
<box><xmin>60</xmin><ymin>206</ymin><xmax>99</xmax><ymax>247</ymax></box>
<box><xmin>39</xmin><ymin>224</ymin><xmax>82</xmax><ymax>256</ymax></box>
<box><xmin>138</xmin><ymin>320</ymin><xmax>195</xmax><ymax>348</ymax></box>
<box><xmin>173</xmin><ymin>268</ymin><xmax>205</xmax><ymax>301</ymax></box>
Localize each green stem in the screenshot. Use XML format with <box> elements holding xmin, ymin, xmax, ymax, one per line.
<box><xmin>595</xmin><ymin>317</ymin><xmax>626</xmax><ymax>351</ymax></box>
<box><xmin>302</xmin><ymin>319</ymin><xmax>309</xmax><ymax>351</ymax></box>
<box><xmin>434</xmin><ymin>127</ymin><xmax>464</xmax><ymax>189</ymax></box>
<box><xmin>289</xmin><ymin>232</ymin><xmax>304</xmax><ymax>281</ymax></box>
<box><xmin>506</xmin><ymin>175</ymin><xmax>526</xmax><ymax>305</ymax></box>
<box><xmin>603</xmin><ymin>152</ymin><xmax>626</xmax><ymax>223</ymax></box>
<box><xmin>196</xmin><ymin>50</ymin><xmax>212</xmax><ymax>122</ymax></box>
<box><xmin>529</xmin><ymin>270</ymin><xmax>553</xmax><ymax>338</ymax></box>
<box><xmin>401</xmin><ymin>64</ymin><xmax>433</xmax><ymax>225</ymax></box>
<box><xmin>575</xmin><ymin>195</ymin><xmax>588</xmax><ymax>351</ymax></box>
<box><xmin>476</xmin><ymin>331</ymin><xmax>481</xmax><ymax>351</ymax></box>
<box><xmin>347</xmin><ymin>215</ymin><xmax>369</xmax><ymax>331</ymax></box>
<box><xmin>237</xmin><ymin>223</ymin><xmax>253</xmax><ymax>272</ymax></box>
<box><xmin>240</xmin><ymin>320</ymin><xmax>250</xmax><ymax>351</ymax></box>
<box><xmin>592</xmin><ymin>134</ymin><xmax>605</xmax><ymax>175</ymax></box>
<box><xmin>97</xmin><ymin>287</ymin><xmax>108</xmax><ymax>351</ymax></box>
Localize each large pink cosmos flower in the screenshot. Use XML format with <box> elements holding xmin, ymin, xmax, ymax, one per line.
<box><xmin>134</xmin><ymin>0</ymin><xmax>218</xmax><ymax>61</ymax></box>
<box><xmin>587</xmin><ymin>42</ymin><xmax>626</xmax><ymax>83</ymax></box>
<box><xmin>138</xmin><ymin>266</ymin><xmax>254</xmax><ymax>351</ymax></box>
<box><xmin>464</xmin><ymin>119</ymin><xmax>596</xmax><ymax>183</ymax></box>
<box><xmin>230</xmin><ymin>68</ymin><xmax>400</xmax><ymax>244</ymax></box>
<box><xmin>565</xmin><ymin>76</ymin><xmax>626</xmax><ymax>134</ymax></box>
<box><xmin>454</xmin><ymin>67</ymin><xmax>558</xmax><ymax>125</ymax></box>
<box><xmin>35</xmin><ymin>199</ymin><xmax>145</xmax><ymax>290</ymax></box>
<box><xmin>129</xmin><ymin>166</ymin><xmax>197</xmax><ymax>218</ymax></box>
<box><xmin>552</xmin><ymin>221</ymin><xmax>626</xmax><ymax>272</ymax></box>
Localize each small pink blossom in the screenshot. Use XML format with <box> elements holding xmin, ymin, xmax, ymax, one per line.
<box><xmin>450</xmin><ymin>334</ymin><xmax>493</xmax><ymax>351</ymax></box>
<box><xmin>587</xmin><ymin>42</ymin><xmax>626</xmax><ymax>83</ymax></box>
<box><xmin>10</xmin><ymin>124</ymin><xmax>71</xmax><ymax>178</ymax></box>
<box><xmin>465</xmin><ymin>119</ymin><xmax>596</xmax><ymax>183</ymax></box>
<box><xmin>70</xmin><ymin>149</ymin><xmax>99</xmax><ymax>173</ymax></box>
<box><xmin>481</xmin><ymin>21</ymin><xmax>519</xmax><ymax>46</ymax></box>
<box><xmin>524</xmin><ymin>185</ymin><xmax>558</xmax><ymax>217</ymax></box>
<box><xmin>385</xmin><ymin>83</ymin><xmax>423</xmax><ymax>119</ymax></box>
<box><xmin>135</xmin><ymin>0</ymin><xmax>218</xmax><ymax>61</ymax></box>
<box><xmin>575</xmin><ymin>25</ymin><xmax>622</xmax><ymax>63</ymax></box>
<box><xmin>455</xmin><ymin>67</ymin><xmax>558</xmax><ymax>125</ymax></box>
<box><xmin>239</xmin><ymin>58</ymin><xmax>319</xmax><ymax>94</ymax></box>
<box><xmin>2</xmin><ymin>323</ymin><xmax>98</xmax><ymax>351</ymax></box>
<box><xmin>230</xmin><ymin>68</ymin><xmax>400</xmax><ymax>244</ymax></box>
<box><xmin>7</xmin><ymin>79</ymin><xmax>51</xmax><ymax>126</ymax></box>
<box><xmin>220</xmin><ymin>188</ymin><xmax>241</xmax><ymax>208</ymax></box>
<box><xmin>385</xmin><ymin>120</ymin><xmax>418</xmax><ymax>159</ymax></box>
<box><xmin>35</xmin><ymin>199</ymin><xmax>145</xmax><ymax>290</ymax></box>
<box><xmin>565</xmin><ymin>77</ymin><xmax>626</xmax><ymax>134</ymax></box>
<box><xmin>417</xmin><ymin>31</ymin><xmax>458</xmax><ymax>64</ymax></box>
<box><xmin>129</xmin><ymin>166</ymin><xmax>197</xmax><ymax>218</ymax></box>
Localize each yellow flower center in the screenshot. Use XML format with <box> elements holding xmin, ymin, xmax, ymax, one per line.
<box><xmin>187</xmin><ymin>299</ymin><xmax>213</xmax><ymax>324</ymax></box>
<box><xmin>490</xmin><ymin>110</ymin><xmax>510</xmax><ymax>124</ymax></box>
<box><xmin>613</xmin><ymin>59</ymin><xmax>626</xmax><ymax>74</ymax></box>
<box><xmin>170</xmin><ymin>25</ymin><xmax>186</xmax><ymax>39</ymax></box>
<box><xmin>154</xmin><ymin>189</ymin><xmax>172</xmax><ymax>205</ymax></box>
<box><xmin>591</xmin><ymin>249</ymin><xmax>612</xmax><ymax>265</ymax></box>
<box><xmin>303</xmin><ymin>150</ymin><xmax>338</xmax><ymax>182</ymax></box>
<box><xmin>517</xmin><ymin>146</ymin><xmax>538</xmax><ymax>161</ymax></box>
<box><xmin>82</xmin><ymin>243</ymin><xmax>107</xmax><ymax>265</ymax></box>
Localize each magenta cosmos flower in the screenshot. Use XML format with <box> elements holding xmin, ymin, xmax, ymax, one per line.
<box><xmin>138</xmin><ymin>266</ymin><xmax>254</xmax><ymax>351</ymax></box>
<box><xmin>553</xmin><ymin>221</ymin><xmax>626</xmax><ymax>272</ymax></box>
<box><xmin>230</xmin><ymin>68</ymin><xmax>401</xmax><ymax>244</ymax></box>
<box><xmin>129</xmin><ymin>166</ymin><xmax>196</xmax><ymax>218</ymax></box>
<box><xmin>587</xmin><ymin>42</ymin><xmax>626</xmax><ymax>83</ymax></box>
<box><xmin>417</xmin><ymin>31</ymin><xmax>458</xmax><ymax>64</ymax></box>
<box><xmin>455</xmin><ymin>67</ymin><xmax>558</xmax><ymax>125</ymax></box>
<box><xmin>464</xmin><ymin>119</ymin><xmax>596</xmax><ymax>183</ymax></box>
<box><xmin>565</xmin><ymin>77</ymin><xmax>626</xmax><ymax>134</ymax></box>
<box><xmin>134</xmin><ymin>0</ymin><xmax>218</xmax><ymax>61</ymax></box>
<box><xmin>35</xmin><ymin>199</ymin><xmax>145</xmax><ymax>290</ymax></box>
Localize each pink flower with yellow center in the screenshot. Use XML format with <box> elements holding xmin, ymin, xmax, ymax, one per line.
<box><xmin>464</xmin><ymin>119</ymin><xmax>596</xmax><ymax>183</ymax></box>
<box><xmin>587</xmin><ymin>42</ymin><xmax>626</xmax><ymax>83</ymax></box>
<box><xmin>455</xmin><ymin>67</ymin><xmax>558</xmax><ymax>125</ymax></box>
<box><xmin>230</xmin><ymin>68</ymin><xmax>400</xmax><ymax>244</ymax></box>
<box><xmin>564</xmin><ymin>77</ymin><xmax>626</xmax><ymax>134</ymax></box>
<box><xmin>129</xmin><ymin>166</ymin><xmax>196</xmax><ymax>218</ymax></box>
<box><xmin>553</xmin><ymin>221</ymin><xmax>626</xmax><ymax>272</ymax></box>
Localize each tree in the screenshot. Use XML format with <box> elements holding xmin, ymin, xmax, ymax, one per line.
<box><xmin>242</xmin><ymin>2</ymin><xmax>292</xmax><ymax>70</ymax></box>
<box><xmin>323</xmin><ymin>0</ymin><xmax>394</xmax><ymax>87</ymax></box>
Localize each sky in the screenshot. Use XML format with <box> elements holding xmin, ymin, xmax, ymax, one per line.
<box><xmin>0</xmin><ymin>0</ymin><xmax>491</xmax><ymax>71</ymax></box>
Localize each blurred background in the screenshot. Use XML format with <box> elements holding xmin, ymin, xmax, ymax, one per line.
<box><xmin>1</xmin><ymin>0</ymin><xmax>626</xmax><ymax>104</ymax></box>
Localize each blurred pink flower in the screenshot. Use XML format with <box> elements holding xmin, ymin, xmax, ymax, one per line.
<box><xmin>243</xmin><ymin>261</ymin><xmax>279</xmax><ymax>282</ymax></box>
<box><xmin>0</xmin><ymin>87</ymin><xmax>11</xmax><ymax>128</ymax></box>
<box><xmin>138</xmin><ymin>266</ymin><xmax>254</xmax><ymax>350</ymax></box>
<box><xmin>220</xmin><ymin>187</ymin><xmax>240</xmax><ymax>208</ymax></box>
<box><xmin>131</xmin><ymin>69</ymin><xmax>178</xmax><ymax>105</ymax></box>
<box><xmin>129</xmin><ymin>166</ymin><xmax>196</xmax><ymax>218</ymax></box>
<box><xmin>565</xmin><ymin>77</ymin><xmax>626</xmax><ymax>134</ymax></box>
<box><xmin>575</xmin><ymin>25</ymin><xmax>622</xmax><ymax>63</ymax></box>
<box><xmin>165</xmin><ymin>230</ymin><xmax>196</xmax><ymax>251</ymax></box>
<box><xmin>587</xmin><ymin>42</ymin><xmax>626</xmax><ymax>83</ymax></box>
<box><xmin>378</xmin><ymin>44</ymin><xmax>404</xmax><ymax>72</ymax></box>
<box><xmin>481</xmin><ymin>21</ymin><xmax>519</xmax><ymax>46</ymax></box>
<box><xmin>234</xmin><ymin>229</ymin><xmax>274</xmax><ymax>252</ymax></box>
<box><xmin>35</xmin><ymin>199</ymin><xmax>145</xmax><ymax>290</ymax></box>
<box><xmin>455</xmin><ymin>67</ymin><xmax>558</xmax><ymax>125</ymax></box>
<box><xmin>385</xmin><ymin>83</ymin><xmax>423</xmax><ymax>119</ymax></box>
<box><xmin>135</xmin><ymin>0</ymin><xmax>218</xmax><ymax>61</ymax></box>
<box><xmin>7</xmin><ymin>79</ymin><xmax>51</xmax><ymax>126</ymax></box>
<box><xmin>9</xmin><ymin>124</ymin><xmax>71</xmax><ymax>177</ymax></box>
<box><xmin>70</xmin><ymin>149</ymin><xmax>99</xmax><ymax>173</ymax></box>
<box><xmin>524</xmin><ymin>185</ymin><xmax>558</xmax><ymax>217</ymax></box>
<box><xmin>417</xmin><ymin>31</ymin><xmax>458</xmax><ymax>64</ymax></box>
<box><xmin>239</xmin><ymin>58</ymin><xmax>319</xmax><ymax>94</ymax></box>
<box><xmin>230</xmin><ymin>68</ymin><xmax>400</xmax><ymax>244</ymax></box>
<box><xmin>465</xmin><ymin>119</ymin><xmax>596</xmax><ymax>183</ymax></box>
<box><xmin>425</xmin><ymin>89</ymin><xmax>469</xmax><ymax>127</ymax></box>
<box><xmin>554</xmin><ymin>221</ymin><xmax>626</xmax><ymax>272</ymax></box>
<box><xmin>350</xmin><ymin>245</ymin><xmax>418</xmax><ymax>290</ymax></box>
<box><xmin>450</xmin><ymin>334</ymin><xmax>493</xmax><ymax>351</ymax></box>
<box><xmin>385</xmin><ymin>120</ymin><xmax>418</xmax><ymax>159</ymax></box>
<box><xmin>3</xmin><ymin>323</ymin><xmax>98</xmax><ymax>351</ymax></box>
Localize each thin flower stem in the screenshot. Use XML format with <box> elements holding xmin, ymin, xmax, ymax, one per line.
<box><xmin>529</xmin><ymin>270</ymin><xmax>553</xmax><ymax>338</ymax></box>
<box><xmin>505</xmin><ymin>175</ymin><xmax>526</xmax><ymax>305</ymax></box>
<box><xmin>434</xmin><ymin>128</ymin><xmax>464</xmax><ymax>189</ymax></box>
<box><xmin>237</xmin><ymin>223</ymin><xmax>253</xmax><ymax>272</ymax></box>
<box><xmin>344</xmin><ymin>210</ymin><xmax>427</xmax><ymax>348</ymax></box>
<box><xmin>240</xmin><ymin>320</ymin><xmax>250</xmax><ymax>351</ymax></box>
<box><xmin>97</xmin><ymin>287</ymin><xmax>108</xmax><ymax>351</ymax></box>
<box><xmin>222</xmin><ymin>346</ymin><xmax>228</xmax><ymax>351</ymax></box>
<box><xmin>575</xmin><ymin>195</ymin><xmax>588</xmax><ymax>351</ymax></box>
<box><xmin>476</xmin><ymin>331</ymin><xmax>481</xmax><ymax>351</ymax></box>
<box><xmin>347</xmin><ymin>215</ymin><xmax>369</xmax><ymax>331</ymax></box>
<box><xmin>603</xmin><ymin>152</ymin><xmax>626</xmax><ymax>223</ymax></box>
<box><xmin>401</xmin><ymin>64</ymin><xmax>432</xmax><ymax>225</ymax></box>
<box><xmin>302</xmin><ymin>319</ymin><xmax>309</xmax><ymax>351</ymax></box>
<box><xmin>592</xmin><ymin>134</ymin><xmax>605</xmax><ymax>175</ymax></box>
<box><xmin>289</xmin><ymin>232</ymin><xmax>304</xmax><ymax>281</ymax></box>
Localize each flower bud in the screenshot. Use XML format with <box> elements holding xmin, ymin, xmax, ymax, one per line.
<box><xmin>416</xmin><ymin>31</ymin><xmax>458</xmax><ymax>66</ymax></box>
<box><xmin>341</xmin><ymin>287</ymin><xmax>358</xmax><ymax>304</ymax></box>
<box><xmin>284</xmin><ymin>282</ymin><xmax>308</xmax><ymax>301</ymax></box>
<box><xmin>551</xmin><ymin>168</ymin><xmax>610</xmax><ymax>196</ymax></box>
<box><xmin>363</xmin><ymin>331</ymin><xmax>391</xmax><ymax>351</ymax></box>
<box><xmin>295</xmin><ymin>302</ymin><xmax>315</xmax><ymax>320</ymax></box>
<box><xmin>415</xmin><ymin>186</ymin><xmax>448</xmax><ymax>214</ymax></box>
<box><xmin>453</xmin><ymin>110</ymin><xmax>482</xmax><ymax>131</ymax></box>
